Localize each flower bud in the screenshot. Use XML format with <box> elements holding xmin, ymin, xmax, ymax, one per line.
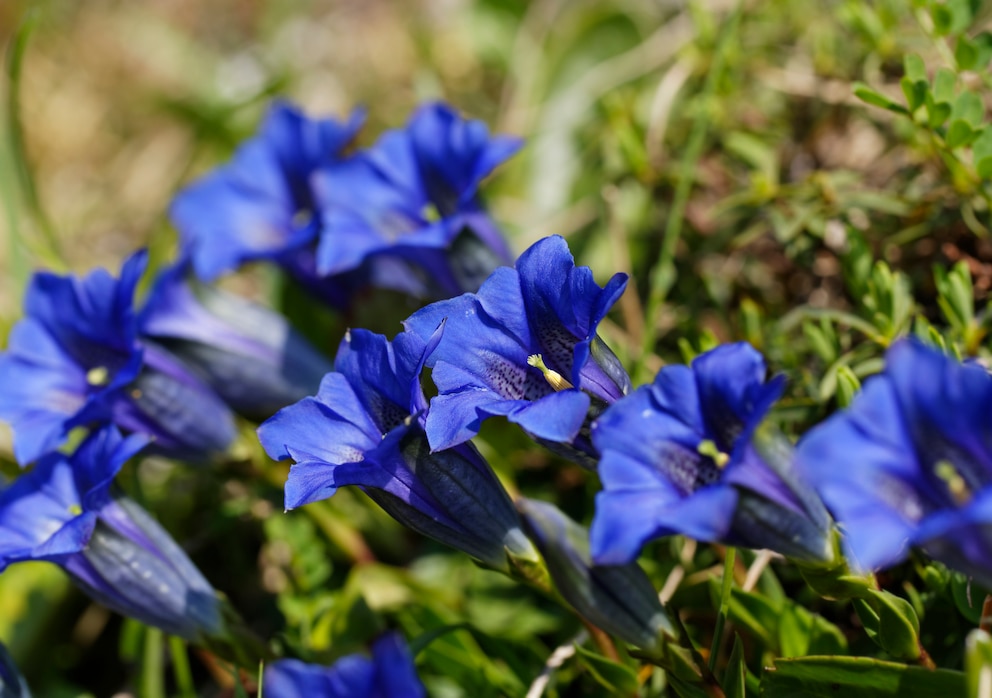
<box><xmin>517</xmin><ymin>498</ymin><xmax>674</xmax><ymax>649</ymax></box>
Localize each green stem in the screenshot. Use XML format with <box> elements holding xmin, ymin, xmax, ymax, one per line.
<box><xmin>637</xmin><ymin>1</ymin><xmax>742</xmax><ymax>382</ymax></box>
<box><xmin>142</xmin><ymin>627</ymin><xmax>166</xmax><ymax>698</ymax></box>
<box><xmin>709</xmin><ymin>547</ymin><xmax>736</xmax><ymax>673</ymax></box>
<box><xmin>169</xmin><ymin>636</ymin><xmax>196</xmax><ymax>698</ymax></box>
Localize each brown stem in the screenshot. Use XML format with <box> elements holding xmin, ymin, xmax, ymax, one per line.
<box><xmin>580</xmin><ymin>618</ymin><xmax>620</xmax><ymax>662</ymax></box>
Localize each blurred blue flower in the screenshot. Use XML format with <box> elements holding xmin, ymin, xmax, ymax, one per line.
<box><xmin>798</xmin><ymin>340</ymin><xmax>992</xmax><ymax>586</ymax></box>
<box><xmin>404</xmin><ymin>235</ymin><xmax>630</xmax><ymax>466</ymax></box>
<box><xmin>313</xmin><ymin>102</ymin><xmax>520</xmax><ymax>297</ymax></box>
<box><xmin>0</xmin><ymin>427</ymin><xmax>223</xmax><ymax>640</ymax></box>
<box><xmin>590</xmin><ymin>342</ymin><xmax>832</xmax><ymax>565</ymax></box>
<box><xmin>0</xmin><ymin>642</ymin><xmax>30</xmax><ymax>698</ymax></box>
<box><xmin>258</xmin><ymin>328</ymin><xmax>535</xmax><ymax>571</ymax></box>
<box><xmin>0</xmin><ymin>252</ymin><xmax>236</xmax><ymax>464</ymax></box>
<box><xmin>139</xmin><ymin>260</ymin><xmax>332</xmax><ymax>420</ymax></box>
<box><xmin>170</xmin><ymin>101</ymin><xmax>385</xmax><ymax>307</ymax></box>
<box><xmin>263</xmin><ymin>633</ymin><xmax>425</xmax><ymax>698</ymax></box>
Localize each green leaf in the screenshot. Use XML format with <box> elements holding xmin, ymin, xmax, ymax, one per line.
<box><xmin>722</xmin><ymin>634</ymin><xmax>746</xmax><ymax>698</ymax></box>
<box><xmin>931</xmin><ymin>4</ymin><xmax>954</xmax><ymax>35</ymax></box>
<box><xmin>762</xmin><ymin>656</ymin><xmax>966</xmax><ymax>697</ymax></box>
<box><xmin>925</xmin><ymin>92</ymin><xmax>953</xmax><ymax>128</ymax></box>
<box><xmin>946</xmin><ymin>119</ymin><xmax>976</xmax><ymax>148</ymax></box>
<box><xmin>952</xmin><ymin>90</ymin><xmax>984</xmax><ymax>127</ymax></box>
<box><xmin>955</xmin><ymin>35</ymin><xmax>979</xmax><ymax>69</ymax></box>
<box><xmin>966</xmin><ymin>629</ymin><xmax>992</xmax><ymax>698</ymax></box>
<box><xmin>574</xmin><ymin>644</ymin><xmax>639</xmax><ymax>695</ymax></box>
<box><xmin>900</xmin><ymin>77</ymin><xmax>927</xmax><ymax>112</ymax></box>
<box><xmin>853</xmin><ymin>83</ymin><xmax>908</xmax><ymax>114</ymax></box>
<box><xmin>972</xmin><ymin>127</ymin><xmax>992</xmax><ymax>178</ymax></box>
<box><xmin>903</xmin><ymin>54</ymin><xmax>927</xmax><ymax>83</ymax></box>
<box><xmin>933</xmin><ymin>67</ymin><xmax>957</xmax><ymax>104</ymax></box>
<box><xmin>835</xmin><ymin>365</ymin><xmax>862</xmax><ymax>407</ymax></box>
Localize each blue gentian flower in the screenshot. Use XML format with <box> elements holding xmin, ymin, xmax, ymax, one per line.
<box><xmin>0</xmin><ymin>642</ymin><xmax>30</xmax><ymax>698</ymax></box>
<box><xmin>0</xmin><ymin>252</ymin><xmax>236</xmax><ymax>464</ymax></box>
<box><xmin>258</xmin><ymin>328</ymin><xmax>536</xmax><ymax>571</ymax></box>
<box><xmin>590</xmin><ymin>342</ymin><xmax>833</xmax><ymax>565</ymax></box>
<box><xmin>139</xmin><ymin>260</ymin><xmax>332</xmax><ymax>420</ymax></box>
<box><xmin>404</xmin><ymin>235</ymin><xmax>630</xmax><ymax>466</ymax></box>
<box><xmin>0</xmin><ymin>427</ymin><xmax>223</xmax><ymax>641</ymax></box>
<box><xmin>263</xmin><ymin>633</ymin><xmax>425</xmax><ymax>698</ymax></box>
<box><xmin>170</xmin><ymin>101</ymin><xmax>384</xmax><ymax>307</ymax></box>
<box><xmin>798</xmin><ymin>339</ymin><xmax>992</xmax><ymax>586</ymax></box>
<box><xmin>517</xmin><ymin>498</ymin><xmax>674</xmax><ymax>649</ymax></box>
<box><xmin>313</xmin><ymin>102</ymin><xmax>520</xmax><ymax>297</ymax></box>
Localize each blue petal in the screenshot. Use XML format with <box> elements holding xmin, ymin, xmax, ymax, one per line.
<box><xmin>691</xmin><ymin>342</ymin><xmax>776</xmax><ymax>450</ymax></box>
<box><xmin>797</xmin><ymin>377</ymin><xmax>924</xmax><ymax>570</ymax></box>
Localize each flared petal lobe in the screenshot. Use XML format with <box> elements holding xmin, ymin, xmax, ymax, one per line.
<box><xmin>404</xmin><ymin>235</ymin><xmax>630</xmax><ymax>465</ymax></box>
<box><xmin>258</xmin><ymin>329</ymin><xmax>535</xmax><ymax>571</ymax></box>
<box><xmin>798</xmin><ymin>339</ymin><xmax>992</xmax><ymax>585</ymax></box>
<box><xmin>0</xmin><ymin>427</ymin><xmax>223</xmax><ymax>641</ymax></box>
<box><xmin>263</xmin><ymin>632</ymin><xmax>425</xmax><ymax>698</ymax></box>
<box><xmin>591</xmin><ymin>342</ymin><xmax>832</xmax><ymax>565</ymax></box>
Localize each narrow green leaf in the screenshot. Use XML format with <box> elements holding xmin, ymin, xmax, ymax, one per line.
<box><xmin>853</xmin><ymin>83</ymin><xmax>908</xmax><ymax>114</ymax></box>
<box><xmin>762</xmin><ymin>656</ymin><xmax>965</xmax><ymax>697</ymax></box>
<box><xmin>722</xmin><ymin>634</ymin><xmax>746</xmax><ymax>698</ymax></box>
<box><xmin>574</xmin><ymin>643</ymin><xmax>639</xmax><ymax>694</ymax></box>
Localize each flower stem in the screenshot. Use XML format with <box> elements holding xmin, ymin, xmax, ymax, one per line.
<box><xmin>709</xmin><ymin>547</ymin><xmax>736</xmax><ymax>673</ymax></box>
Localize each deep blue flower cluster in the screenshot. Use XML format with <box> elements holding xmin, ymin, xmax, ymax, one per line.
<box><xmin>0</xmin><ymin>99</ymin><xmax>522</xmax><ymax>695</ymax></box>
<box><xmin>6</xmin><ymin>95</ymin><xmax>992</xmax><ymax>696</ymax></box>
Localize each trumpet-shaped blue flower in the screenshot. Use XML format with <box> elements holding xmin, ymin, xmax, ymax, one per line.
<box><xmin>0</xmin><ymin>642</ymin><xmax>30</xmax><ymax>698</ymax></box>
<box><xmin>263</xmin><ymin>633</ymin><xmax>425</xmax><ymax>698</ymax></box>
<box><xmin>0</xmin><ymin>427</ymin><xmax>223</xmax><ymax>640</ymax></box>
<box><xmin>313</xmin><ymin>102</ymin><xmax>520</xmax><ymax>296</ymax></box>
<box><xmin>590</xmin><ymin>342</ymin><xmax>832</xmax><ymax>565</ymax></box>
<box><xmin>0</xmin><ymin>252</ymin><xmax>235</xmax><ymax>464</ymax></box>
<box><xmin>404</xmin><ymin>235</ymin><xmax>630</xmax><ymax>465</ymax></box>
<box><xmin>170</xmin><ymin>101</ymin><xmax>363</xmax><ymax>283</ymax></box>
<box><xmin>139</xmin><ymin>260</ymin><xmax>332</xmax><ymax>420</ymax></box>
<box><xmin>258</xmin><ymin>328</ymin><xmax>535</xmax><ymax>571</ymax></box>
<box><xmin>798</xmin><ymin>340</ymin><xmax>992</xmax><ymax>586</ymax></box>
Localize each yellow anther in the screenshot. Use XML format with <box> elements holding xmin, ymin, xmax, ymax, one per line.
<box><xmin>527</xmin><ymin>354</ymin><xmax>574</xmax><ymax>392</ymax></box>
<box><xmin>935</xmin><ymin>460</ymin><xmax>972</xmax><ymax>506</ymax></box>
<box><xmin>697</xmin><ymin>439</ymin><xmax>730</xmax><ymax>468</ymax></box>
<box><xmin>86</xmin><ymin>366</ymin><xmax>109</xmax><ymax>387</ymax></box>
<box><xmin>68</xmin><ymin>504</ymin><xmax>83</xmax><ymax>516</ymax></box>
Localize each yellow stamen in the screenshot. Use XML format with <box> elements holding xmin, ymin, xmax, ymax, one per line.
<box><xmin>527</xmin><ymin>354</ymin><xmax>574</xmax><ymax>392</ymax></box>
<box><xmin>86</xmin><ymin>366</ymin><xmax>109</xmax><ymax>387</ymax></box>
<box><xmin>68</xmin><ymin>504</ymin><xmax>83</xmax><ymax>516</ymax></box>
<box><xmin>697</xmin><ymin>439</ymin><xmax>730</xmax><ymax>468</ymax></box>
<box><xmin>936</xmin><ymin>460</ymin><xmax>972</xmax><ymax>506</ymax></box>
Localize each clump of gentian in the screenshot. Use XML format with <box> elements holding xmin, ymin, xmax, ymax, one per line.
<box><xmin>0</xmin><ymin>427</ymin><xmax>224</xmax><ymax>642</ymax></box>
<box><xmin>590</xmin><ymin>342</ymin><xmax>833</xmax><ymax>565</ymax></box>
<box><xmin>0</xmin><ymin>252</ymin><xmax>235</xmax><ymax>465</ymax></box>
<box><xmin>170</xmin><ymin>100</ymin><xmax>369</xmax><ymax>307</ymax></box>
<box><xmin>139</xmin><ymin>259</ymin><xmax>332</xmax><ymax>420</ymax></box>
<box><xmin>404</xmin><ymin>235</ymin><xmax>630</xmax><ymax>467</ymax></box>
<box><xmin>263</xmin><ymin>632</ymin><xmax>425</xmax><ymax>698</ymax></box>
<box><xmin>258</xmin><ymin>328</ymin><xmax>536</xmax><ymax>571</ymax></box>
<box><xmin>798</xmin><ymin>339</ymin><xmax>992</xmax><ymax>587</ymax></box>
<box><xmin>0</xmin><ymin>642</ymin><xmax>30</xmax><ymax>698</ymax></box>
<box><xmin>517</xmin><ymin>498</ymin><xmax>674</xmax><ymax>650</ymax></box>
<box><xmin>313</xmin><ymin>102</ymin><xmax>520</xmax><ymax>297</ymax></box>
